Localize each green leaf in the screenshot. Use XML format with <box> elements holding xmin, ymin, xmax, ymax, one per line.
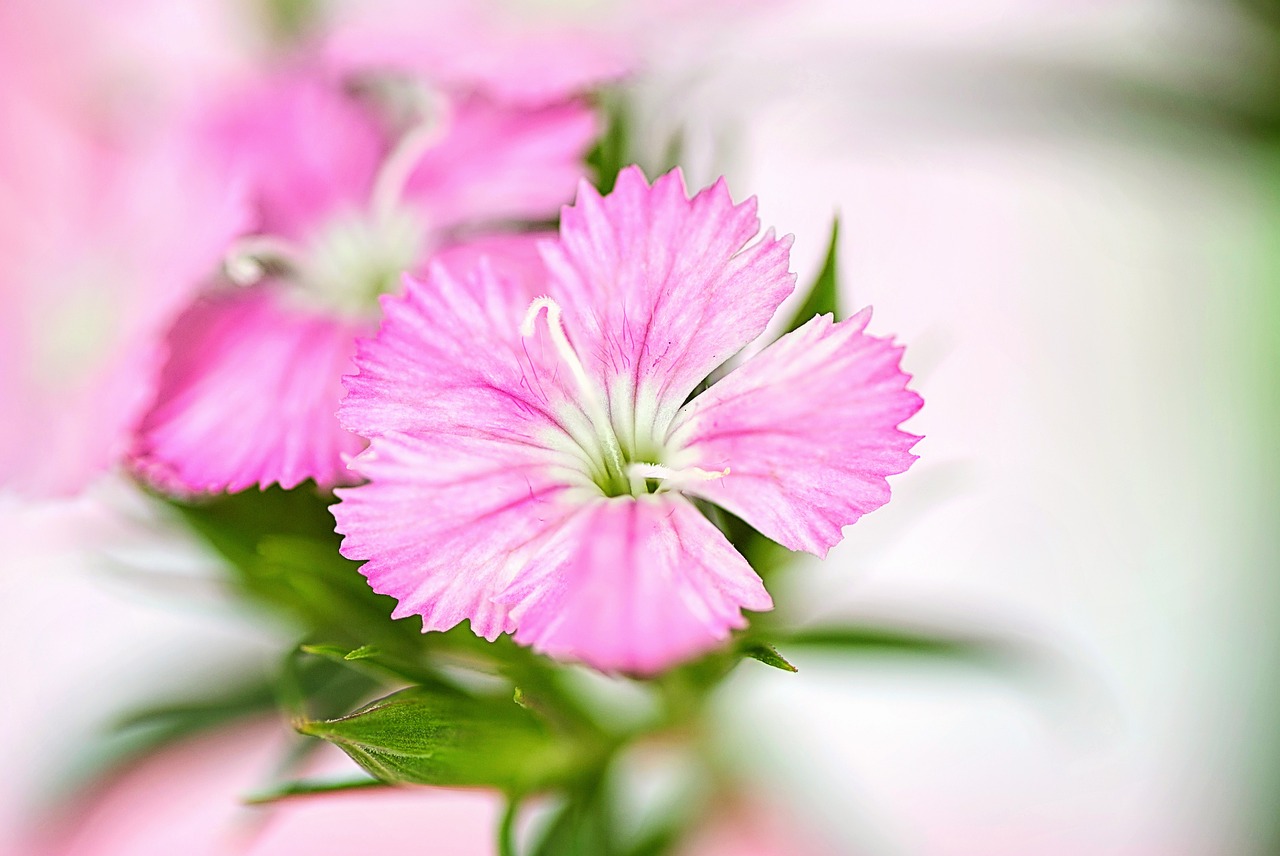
<box><xmin>742</xmin><ymin>643</ymin><xmax>798</xmax><ymax>673</ymax></box>
<box><xmin>296</xmin><ymin>641</ymin><xmax>457</xmax><ymax>692</ymax></box>
<box><xmin>343</xmin><ymin>644</ymin><xmax>381</xmax><ymax>661</ymax></box>
<box><xmin>586</xmin><ymin>91</ymin><xmax>632</xmax><ymax>194</ymax></box>
<box><xmin>585</xmin><ymin>89</ymin><xmax>685</xmax><ymax>196</ymax></box>
<box><xmin>158</xmin><ymin>486</ymin><xmax>413</xmax><ymax>646</ymax></box>
<box><xmin>777</xmin><ymin>623</ymin><xmax>1031</xmax><ymax>672</ymax></box>
<box><xmin>279</xmin><ymin>645</ymin><xmax>385</xmax><ymax>723</ymax></box>
<box><xmin>243</xmin><ymin>777</ymin><xmax>387</xmax><ymax>805</ymax></box>
<box><xmin>297</xmin><ymin>687</ymin><xmax>584</xmax><ymax>791</ymax></box>
<box><xmin>781</xmin><ymin>216</ymin><xmax>842</xmax><ymax>335</ymax></box>
<box><xmin>529</xmin><ymin>776</ymin><xmax>617</xmax><ymax>856</ymax></box>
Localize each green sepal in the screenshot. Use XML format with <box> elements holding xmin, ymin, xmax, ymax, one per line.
<box><xmin>781</xmin><ymin>216</ymin><xmax>842</xmax><ymax>335</ymax></box>
<box><xmin>741</xmin><ymin>643</ymin><xmax>798</xmax><ymax>673</ymax></box>
<box><xmin>296</xmin><ymin>686</ymin><xmax>584</xmax><ymax>791</ymax></box>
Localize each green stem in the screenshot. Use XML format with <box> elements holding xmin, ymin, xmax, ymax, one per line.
<box><xmin>499</xmin><ymin>794</ymin><xmax>521</xmax><ymax>856</ymax></box>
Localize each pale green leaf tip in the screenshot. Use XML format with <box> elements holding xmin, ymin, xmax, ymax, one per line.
<box><xmin>744</xmin><ymin>643</ymin><xmax>799</xmax><ymax>673</ymax></box>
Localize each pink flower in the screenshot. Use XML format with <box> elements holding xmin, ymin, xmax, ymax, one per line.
<box><xmin>20</xmin><ymin>722</ymin><xmax>497</xmax><ymax>856</ymax></box>
<box><xmin>131</xmin><ymin>72</ymin><xmax>596</xmax><ymax>493</ymax></box>
<box><xmin>0</xmin><ymin>0</ymin><xmax>257</xmax><ymax>498</ymax></box>
<box><xmin>320</xmin><ymin>0</ymin><xmax>631</xmax><ymax>106</ymax></box>
<box><xmin>334</xmin><ymin>167</ymin><xmax>922</xmax><ymax>674</ymax></box>
<box><xmin>0</xmin><ymin>91</ymin><xmax>245</xmax><ymax>497</ymax></box>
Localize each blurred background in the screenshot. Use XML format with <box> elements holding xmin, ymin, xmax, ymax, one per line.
<box><xmin>2</xmin><ymin>0</ymin><xmax>1277</xmax><ymax>853</ymax></box>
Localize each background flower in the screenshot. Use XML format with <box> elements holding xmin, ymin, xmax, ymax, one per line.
<box><xmin>131</xmin><ymin>68</ymin><xmax>598</xmax><ymax>493</ymax></box>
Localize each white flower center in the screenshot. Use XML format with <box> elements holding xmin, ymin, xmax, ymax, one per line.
<box><xmin>520</xmin><ymin>296</ymin><xmax>728</xmax><ymax>498</ymax></box>
<box><xmin>219</xmin><ymin>93</ymin><xmax>443</xmax><ymax>318</ymax></box>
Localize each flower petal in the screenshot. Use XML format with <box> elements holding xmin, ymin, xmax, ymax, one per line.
<box><xmin>430</xmin><ymin>232</ymin><xmax>553</xmax><ymax>301</ymax></box>
<box><xmin>337</xmin><ymin>248</ymin><xmax>645</xmax><ymax>642</ymax></box>
<box><xmin>498</xmin><ymin>496</ymin><xmax>772</xmax><ymax>674</ymax></box>
<box><xmin>333</xmin><ymin>430</ymin><xmax>582</xmax><ymax>640</ymax></box>
<box><xmin>404</xmin><ymin>96</ymin><xmax>598</xmax><ymax>232</ymax></box>
<box><xmin>133</xmin><ymin>288</ymin><xmax>367</xmax><ymax>493</ymax></box>
<box><xmin>669</xmin><ymin>310</ymin><xmax>923</xmax><ymax>557</ymax></box>
<box><xmin>201</xmin><ymin>72</ymin><xmax>383</xmax><ymax>241</ymax></box>
<box><xmin>542</xmin><ymin>166</ymin><xmax>796</xmax><ymax>436</ymax></box>
<box><xmin>339</xmin><ymin>256</ymin><xmax>578</xmax><ymax>446</ymax></box>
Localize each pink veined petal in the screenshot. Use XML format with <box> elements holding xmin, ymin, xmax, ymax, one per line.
<box><xmin>340</xmin><ymin>259</ymin><xmax>572</xmax><ymax>442</ymax></box>
<box><xmin>429</xmin><ymin>232</ymin><xmax>553</xmax><ymax>303</ymax></box>
<box><xmin>542</xmin><ymin>166</ymin><xmax>797</xmax><ymax>432</ymax></box>
<box><xmin>199</xmin><ymin>71</ymin><xmax>384</xmax><ymax>241</ymax></box>
<box><xmin>497</xmin><ymin>496</ymin><xmax>772</xmax><ymax>675</ymax></box>
<box><xmin>668</xmin><ymin>310</ymin><xmax>923</xmax><ymax>557</ymax></box>
<box><xmin>337</xmin><ymin>249</ymin><xmax>645</xmax><ymax>644</ymax></box>
<box><xmin>333</xmin><ymin>431</ymin><xmax>582</xmax><ymax>640</ymax></box>
<box><xmin>403</xmin><ymin>96</ymin><xmax>598</xmax><ymax>233</ymax></box>
<box><xmin>133</xmin><ymin>287</ymin><xmax>367</xmax><ymax>493</ymax></box>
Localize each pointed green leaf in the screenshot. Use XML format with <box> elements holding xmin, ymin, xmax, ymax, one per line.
<box><xmin>297</xmin><ymin>687</ymin><xmax>584</xmax><ymax>791</ymax></box>
<box><xmin>742</xmin><ymin>643</ymin><xmax>798</xmax><ymax>673</ymax></box>
<box><xmin>344</xmin><ymin>644</ymin><xmax>381</xmax><ymax>661</ymax></box>
<box><xmin>778</xmin><ymin>623</ymin><xmax>1035</xmax><ymax>674</ymax></box>
<box><xmin>782</xmin><ymin>216</ymin><xmax>842</xmax><ymax>335</ymax></box>
<box><xmin>243</xmin><ymin>777</ymin><xmax>387</xmax><ymax>805</ymax></box>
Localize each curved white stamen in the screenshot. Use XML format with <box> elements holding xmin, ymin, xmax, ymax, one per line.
<box><xmin>521</xmin><ymin>298</ymin><xmax>599</xmax><ymax>401</ymax></box>
<box><xmin>627</xmin><ymin>462</ymin><xmax>729</xmax><ymax>494</ymax></box>
<box><xmin>522</xmin><ymin>296</ymin><xmax>628</xmax><ymax>488</ymax></box>
<box><xmin>370</xmin><ymin>97</ymin><xmax>446</xmax><ymax>220</ymax></box>
<box><xmin>222</xmin><ymin>235</ymin><xmax>303</xmax><ymax>286</ymax></box>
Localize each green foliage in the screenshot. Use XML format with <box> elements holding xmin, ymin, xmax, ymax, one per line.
<box><xmin>261</xmin><ymin>0</ymin><xmax>322</xmax><ymax>43</ymax></box>
<box><xmin>741</xmin><ymin>643</ymin><xmax>798</xmax><ymax>673</ymax></box>
<box><xmin>586</xmin><ymin>89</ymin><xmax>687</xmax><ymax>195</ymax></box>
<box><xmin>162</xmin><ymin>485</ymin><xmax>400</xmax><ymax>641</ymax></box>
<box><xmin>297</xmin><ymin>686</ymin><xmax>585</xmax><ymax>791</ymax></box>
<box><xmin>587</xmin><ymin>92</ymin><xmax>632</xmax><ymax>194</ymax></box>
<box><xmin>529</xmin><ymin>774</ymin><xmax>619</xmax><ymax>856</ymax></box>
<box><xmin>244</xmin><ymin>777</ymin><xmax>387</xmax><ymax>805</ymax></box>
<box><xmin>774</xmin><ymin>622</ymin><xmax>1035</xmax><ymax>673</ymax></box>
<box><xmin>781</xmin><ymin>216</ymin><xmax>842</xmax><ymax>335</ymax></box>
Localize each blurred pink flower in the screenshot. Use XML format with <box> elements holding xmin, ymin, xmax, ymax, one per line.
<box><xmin>0</xmin><ymin>0</ymin><xmax>264</xmax><ymax>142</ymax></box>
<box><xmin>16</xmin><ymin>722</ymin><xmax>830</xmax><ymax>856</ymax></box>
<box><xmin>0</xmin><ymin>0</ymin><xmax>260</xmax><ymax>498</ymax></box>
<box><xmin>131</xmin><ymin>72</ymin><xmax>596</xmax><ymax>493</ymax></box>
<box><xmin>333</xmin><ymin>167</ymin><xmax>921</xmax><ymax>674</ymax></box>
<box><xmin>21</xmin><ymin>723</ymin><xmax>497</xmax><ymax>856</ymax></box>
<box><xmin>0</xmin><ymin>93</ymin><xmax>245</xmax><ymax>497</ymax></box>
<box><xmin>675</xmin><ymin>795</ymin><xmax>841</xmax><ymax>856</ymax></box>
<box><xmin>320</xmin><ymin>0</ymin><xmax>631</xmax><ymax>106</ymax></box>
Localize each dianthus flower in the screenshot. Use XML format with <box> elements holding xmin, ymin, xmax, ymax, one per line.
<box><xmin>334</xmin><ymin>167</ymin><xmax>922</xmax><ymax>673</ymax></box>
<box><xmin>131</xmin><ymin>72</ymin><xmax>595</xmax><ymax>493</ymax></box>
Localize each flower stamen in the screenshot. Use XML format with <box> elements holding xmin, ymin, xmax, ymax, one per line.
<box><xmin>522</xmin><ymin>296</ymin><xmax>630</xmax><ymax>494</ymax></box>
<box><xmin>627</xmin><ymin>462</ymin><xmax>729</xmax><ymax>494</ymax></box>
<box><xmin>370</xmin><ymin>92</ymin><xmax>446</xmax><ymax>221</ymax></box>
